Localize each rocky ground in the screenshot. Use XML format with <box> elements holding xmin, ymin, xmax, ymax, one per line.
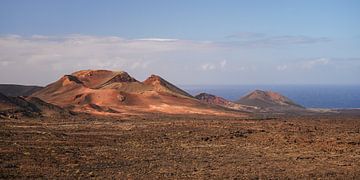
<box><xmin>1</xmin><ymin>113</ymin><xmax>360</xmax><ymax>179</ymax></box>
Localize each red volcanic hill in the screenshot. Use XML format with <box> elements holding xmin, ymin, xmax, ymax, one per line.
<box><xmin>32</xmin><ymin>70</ymin><xmax>241</xmax><ymax>116</ymax></box>
<box><xmin>236</xmin><ymin>90</ymin><xmax>304</xmax><ymax>109</ymax></box>
<box><xmin>195</xmin><ymin>93</ymin><xmax>258</xmax><ymax>112</ymax></box>
<box><xmin>144</xmin><ymin>75</ymin><xmax>193</xmax><ymax>98</ymax></box>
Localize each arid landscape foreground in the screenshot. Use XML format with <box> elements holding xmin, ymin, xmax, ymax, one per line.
<box><xmin>0</xmin><ymin>70</ymin><xmax>360</xmax><ymax>178</ymax></box>
<box><xmin>1</xmin><ymin>112</ymin><xmax>360</xmax><ymax>179</ymax></box>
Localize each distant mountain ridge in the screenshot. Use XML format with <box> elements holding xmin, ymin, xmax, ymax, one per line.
<box><xmin>0</xmin><ymin>84</ymin><xmax>43</xmax><ymax>96</ymax></box>
<box><xmin>195</xmin><ymin>93</ymin><xmax>258</xmax><ymax>112</ymax></box>
<box><xmin>0</xmin><ymin>92</ymin><xmax>70</xmax><ymax>119</ymax></box>
<box><xmin>0</xmin><ymin>70</ymin><xmax>308</xmax><ymax>116</ymax></box>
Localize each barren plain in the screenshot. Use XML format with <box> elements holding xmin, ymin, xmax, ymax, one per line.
<box><xmin>1</xmin><ymin>112</ymin><xmax>360</xmax><ymax>179</ymax></box>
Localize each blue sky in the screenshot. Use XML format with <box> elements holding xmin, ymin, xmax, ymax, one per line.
<box><xmin>0</xmin><ymin>0</ymin><xmax>359</xmax><ymax>85</ymax></box>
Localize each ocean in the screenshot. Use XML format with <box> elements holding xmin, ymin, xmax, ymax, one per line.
<box><xmin>181</xmin><ymin>85</ymin><xmax>360</xmax><ymax>109</ymax></box>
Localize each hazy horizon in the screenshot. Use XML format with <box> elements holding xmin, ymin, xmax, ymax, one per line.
<box><xmin>2</xmin><ymin>77</ymin><xmax>360</xmax><ymax>87</ymax></box>
<box><xmin>1</xmin><ymin>0</ymin><xmax>359</xmax><ymax>85</ymax></box>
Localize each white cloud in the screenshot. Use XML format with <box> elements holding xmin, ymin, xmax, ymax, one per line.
<box><xmin>237</xmin><ymin>66</ymin><xmax>246</xmax><ymax>71</ymax></box>
<box><xmin>136</xmin><ymin>38</ymin><xmax>179</xmax><ymax>42</ymax></box>
<box><xmin>224</xmin><ymin>32</ymin><xmax>331</xmax><ymax>48</ymax></box>
<box><xmin>130</xmin><ymin>61</ymin><xmax>149</xmax><ymax>70</ymax></box>
<box><xmin>0</xmin><ymin>34</ymin><xmax>357</xmax><ymax>85</ymax></box>
<box><xmin>220</xmin><ymin>59</ymin><xmax>227</xmax><ymax>68</ymax></box>
<box><xmin>0</xmin><ymin>35</ymin><xmax>215</xmax><ymax>67</ymax></box>
<box><xmin>276</xmin><ymin>65</ymin><xmax>288</xmax><ymax>71</ymax></box>
<box><xmin>200</xmin><ymin>60</ymin><xmax>226</xmax><ymax>71</ymax></box>
<box><xmin>302</xmin><ymin>58</ymin><xmax>329</xmax><ymax>69</ymax></box>
<box><xmin>201</xmin><ymin>63</ymin><xmax>216</xmax><ymax>71</ymax></box>
<box><xmin>227</xmin><ymin>32</ymin><xmax>266</xmax><ymax>39</ymax></box>
<box><xmin>0</xmin><ymin>34</ymin><xmax>221</xmax><ymax>84</ymax></box>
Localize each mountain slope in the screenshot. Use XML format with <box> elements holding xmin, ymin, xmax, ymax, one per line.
<box><xmin>0</xmin><ymin>93</ymin><xmax>39</xmax><ymax>112</ymax></box>
<box><xmin>0</xmin><ymin>84</ymin><xmax>43</xmax><ymax>96</ymax></box>
<box><xmin>144</xmin><ymin>75</ymin><xmax>193</xmax><ymax>98</ymax></box>
<box><xmin>195</xmin><ymin>93</ymin><xmax>258</xmax><ymax>112</ymax></box>
<box><xmin>0</xmin><ymin>92</ymin><xmax>20</xmax><ymax>111</ymax></box>
<box><xmin>236</xmin><ymin>90</ymin><xmax>304</xmax><ymax>109</ymax></box>
<box><xmin>31</xmin><ymin>70</ymin><xmax>241</xmax><ymax>116</ymax></box>
<box><xmin>71</xmin><ymin>70</ymin><xmax>138</xmax><ymax>89</ymax></box>
<box><xmin>0</xmin><ymin>92</ymin><xmax>70</xmax><ymax>118</ymax></box>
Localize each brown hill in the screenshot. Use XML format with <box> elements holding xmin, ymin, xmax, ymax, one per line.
<box><xmin>195</xmin><ymin>93</ymin><xmax>258</xmax><ymax>112</ymax></box>
<box><xmin>0</xmin><ymin>92</ymin><xmax>70</xmax><ymax>118</ymax></box>
<box><xmin>236</xmin><ymin>90</ymin><xmax>304</xmax><ymax>109</ymax></box>
<box><xmin>26</xmin><ymin>96</ymin><xmax>73</xmax><ymax>117</ymax></box>
<box><xmin>0</xmin><ymin>93</ymin><xmax>39</xmax><ymax>112</ymax></box>
<box><xmin>0</xmin><ymin>92</ymin><xmax>21</xmax><ymax>111</ymax></box>
<box><xmin>144</xmin><ymin>75</ymin><xmax>193</xmax><ymax>98</ymax></box>
<box><xmin>32</xmin><ymin>70</ymin><xmax>242</xmax><ymax>116</ymax></box>
<box><xmin>71</xmin><ymin>70</ymin><xmax>138</xmax><ymax>88</ymax></box>
<box><xmin>0</xmin><ymin>84</ymin><xmax>43</xmax><ymax>96</ymax></box>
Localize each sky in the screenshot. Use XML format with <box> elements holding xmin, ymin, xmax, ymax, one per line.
<box><xmin>0</xmin><ymin>0</ymin><xmax>359</xmax><ymax>86</ymax></box>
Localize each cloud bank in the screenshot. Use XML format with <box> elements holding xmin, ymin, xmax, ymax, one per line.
<box><xmin>0</xmin><ymin>34</ymin><xmax>358</xmax><ymax>85</ymax></box>
<box><xmin>0</xmin><ymin>34</ymin><xmax>218</xmax><ymax>84</ymax></box>
<box><xmin>224</xmin><ymin>32</ymin><xmax>331</xmax><ymax>47</ymax></box>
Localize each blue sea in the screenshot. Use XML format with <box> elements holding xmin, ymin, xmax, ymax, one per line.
<box><xmin>181</xmin><ymin>85</ymin><xmax>360</xmax><ymax>109</ymax></box>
